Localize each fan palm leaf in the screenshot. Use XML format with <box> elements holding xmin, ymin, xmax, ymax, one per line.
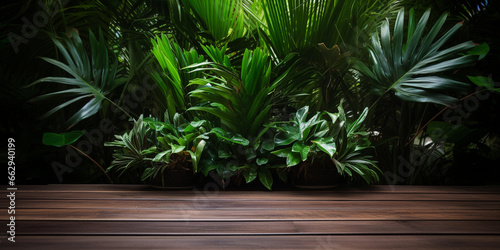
<box><xmin>184</xmin><ymin>0</ymin><xmax>256</xmax><ymax>42</ymax></box>
<box><xmin>355</xmin><ymin>8</ymin><xmax>487</xmax><ymax>106</ymax></box>
<box><xmin>28</xmin><ymin>30</ymin><xmax>126</xmax><ymax>129</ymax></box>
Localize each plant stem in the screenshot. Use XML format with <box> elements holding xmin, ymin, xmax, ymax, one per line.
<box><xmin>69</xmin><ymin>145</ymin><xmax>114</xmax><ymax>184</ymax></box>
<box><xmin>105</xmin><ymin>97</ymin><xmax>133</xmax><ymax>119</ymax></box>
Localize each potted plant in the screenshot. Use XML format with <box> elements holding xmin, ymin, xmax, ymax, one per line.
<box><xmin>105</xmin><ymin>115</ymin><xmax>155</xmax><ymax>183</ymax></box>
<box><xmin>271</xmin><ymin>104</ymin><xmax>380</xmax><ymax>188</ymax></box>
<box><xmin>105</xmin><ymin>112</ymin><xmax>209</xmax><ymax>188</ymax></box>
<box><xmin>142</xmin><ymin>112</ymin><xmax>208</xmax><ymax>188</ymax></box>
<box><xmin>198</xmin><ymin>125</ymin><xmax>282</xmax><ymax>190</ymax></box>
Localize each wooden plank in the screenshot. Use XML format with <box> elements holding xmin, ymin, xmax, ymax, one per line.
<box><xmin>1</xmin><ymin>235</ymin><xmax>499</xmax><ymax>249</ymax></box>
<box><xmin>4</xmin><ymin>184</ymin><xmax>500</xmax><ymax>193</ymax></box>
<box><xmin>14</xmin><ymin>208</ymin><xmax>500</xmax><ymax>221</ymax></box>
<box><xmin>292</xmin><ymin>220</ymin><xmax>500</xmax><ymax>235</ymax></box>
<box><xmin>6</xmin><ymin>190</ymin><xmax>500</xmax><ymax>201</ymax></box>
<box><xmin>8</xmin><ymin>199</ymin><xmax>500</xmax><ymax>210</ymax></box>
<box><xmin>8</xmin><ymin>220</ymin><xmax>500</xmax><ymax>236</ymax></box>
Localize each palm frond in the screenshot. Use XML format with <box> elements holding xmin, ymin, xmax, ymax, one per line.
<box><xmin>28</xmin><ymin>30</ymin><xmax>125</xmax><ymax>129</ymax></box>
<box><xmin>355</xmin><ymin>8</ymin><xmax>486</xmax><ymax>106</ymax></box>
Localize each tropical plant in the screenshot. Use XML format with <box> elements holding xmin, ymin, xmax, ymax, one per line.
<box><xmin>28</xmin><ymin>29</ymin><xmax>129</xmax><ymax>129</ymax></box>
<box><xmin>355</xmin><ymin>8</ymin><xmax>486</xmax><ymax>106</ymax></box>
<box><xmin>255</xmin><ymin>0</ymin><xmax>398</xmax><ymax>114</ymax></box>
<box><xmin>141</xmin><ymin>112</ymin><xmax>209</xmax><ymax>181</ymax></box>
<box><xmin>353</xmin><ymin>7</ymin><xmax>490</xmax><ymax>184</ymax></box>
<box><xmin>183</xmin><ymin>0</ymin><xmax>255</xmax><ymax>43</ymax></box>
<box><xmin>259</xmin><ymin>0</ymin><xmax>396</xmax><ymax>60</ymax></box>
<box><xmin>150</xmin><ymin>34</ymin><xmax>205</xmax><ymax>119</ymax></box>
<box><xmin>187</xmin><ymin>45</ymin><xmax>313</xmax><ymax>139</ymax></box>
<box><xmin>105</xmin><ymin>115</ymin><xmax>154</xmax><ymax>180</ymax></box>
<box><xmin>271</xmin><ymin>105</ymin><xmax>380</xmax><ymax>184</ymax></box>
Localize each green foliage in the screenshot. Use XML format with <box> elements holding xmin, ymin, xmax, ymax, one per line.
<box><xmin>198</xmin><ymin>125</ymin><xmax>278</xmax><ymax>190</ymax></box>
<box><xmin>105</xmin><ymin>115</ymin><xmax>154</xmax><ymax>178</ymax></box>
<box><xmin>355</xmin><ymin>8</ymin><xmax>487</xmax><ymax>106</ymax></box>
<box><xmin>42</xmin><ymin>131</ymin><xmax>86</xmax><ymax>147</ymax></box>
<box><xmin>150</xmin><ymin>34</ymin><xmax>206</xmax><ymax>119</ymax></box>
<box><xmin>187</xmin><ymin>46</ymin><xmax>276</xmax><ymax>138</ymax></box>
<box><xmin>141</xmin><ymin>112</ymin><xmax>209</xmax><ymax>180</ymax></box>
<box><xmin>6</xmin><ymin>0</ymin><xmax>496</xmax><ymax>187</ymax></box>
<box><xmin>28</xmin><ymin>30</ymin><xmax>126</xmax><ymax>129</ymax></box>
<box><xmin>272</xmin><ymin>105</ymin><xmax>381</xmax><ymax>184</ymax></box>
<box><xmin>184</xmin><ymin>0</ymin><xmax>252</xmax><ymax>42</ymax></box>
<box><xmin>260</xmin><ymin>0</ymin><xmax>397</xmax><ymax>59</ymax></box>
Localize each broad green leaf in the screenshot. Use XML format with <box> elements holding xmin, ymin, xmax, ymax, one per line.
<box><xmin>245</xmin><ymin>148</ymin><xmax>257</xmax><ymax>161</ymax></box>
<box><xmin>271</xmin><ymin>148</ymin><xmax>291</xmax><ymax>158</ymax></box>
<box><xmin>468</xmin><ymin>76</ymin><xmax>500</xmax><ymax>93</ymax></box>
<box><xmin>243</xmin><ymin>167</ymin><xmax>258</xmax><ymax>183</ymax></box>
<box><xmin>256</xmin><ymin>158</ymin><xmax>269</xmax><ymax>166</ymax></box>
<box><xmin>261</xmin><ymin>139</ymin><xmax>275</xmax><ymax>151</ymax></box>
<box><xmin>258</xmin><ymin>167</ymin><xmax>273</xmax><ymax>190</ymax></box>
<box><xmin>427</xmin><ymin>121</ymin><xmax>473</xmax><ymax>143</ymax></box>
<box><xmin>286</xmin><ymin>152</ymin><xmax>302</xmax><ymax>167</ymax></box>
<box><xmin>466</xmin><ymin>43</ymin><xmax>489</xmax><ymax>60</ymax></box>
<box><xmin>171</xmin><ymin>144</ymin><xmax>186</xmax><ymax>154</ymax></box>
<box><xmin>42</xmin><ymin>130</ymin><xmax>86</xmax><ymax>147</ymax></box>
<box><xmin>292</xmin><ymin>142</ymin><xmax>309</xmax><ymax>162</ymax></box>
<box><xmin>153</xmin><ymin>150</ymin><xmax>171</xmax><ymax>162</ymax></box>
<box><xmin>312</xmin><ymin>137</ymin><xmax>336</xmax><ymax>158</ymax></box>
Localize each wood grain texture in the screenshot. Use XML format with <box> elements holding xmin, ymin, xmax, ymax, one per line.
<box><xmin>7</xmin><ymin>220</ymin><xmax>500</xmax><ymax>235</ymax></box>
<box><xmin>5</xmin><ymin>190</ymin><xmax>500</xmax><ymax>201</ymax></box>
<box><xmin>1</xmin><ymin>236</ymin><xmax>500</xmax><ymax>250</ymax></box>
<box><xmin>1</xmin><ymin>184</ymin><xmax>499</xmax><ymax>249</ymax></box>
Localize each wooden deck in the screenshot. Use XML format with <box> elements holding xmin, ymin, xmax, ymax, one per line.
<box><xmin>1</xmin><ymin>184</ymin><xmax>500</xmax><ymax>249</ymax></box>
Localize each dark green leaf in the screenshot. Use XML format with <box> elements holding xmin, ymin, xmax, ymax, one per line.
<box><xmin>42</xmin><ymin>130</ymin><xmax>86</xmax><ymax>147</ymax></box>
<box><xmin>258</xmin><ymin>167</ymin><xmax>273</xmax><ymax>190</ymax></box>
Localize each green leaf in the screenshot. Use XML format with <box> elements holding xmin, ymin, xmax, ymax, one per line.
<box><xmin>468</xmin><ymin>76</ymin><xmax>500</xmax><ymax>93</ymax></box>
<box><xmin>141</xmin><ymin>167</ymin><xmax>155</xmax><ymax>181</ymax></box>
<box><xmin>427</xmin><ymin>121</ymin><xmax>473</xmax><ymax>143</ymax></box>
<box><xmin>171</xmin><ymin>144</ymin><xmax>186</xmax><ymax>154</ymax></box>
<box><xmin>191</xmin><ymin>140</ymin><xmax>207</xmax><ymax>173</ymax></box>
<box><xmin>29</xmin><ymin>30</ymin><xmax>124</xmax><ymax>129</ymax></box>
<box><xmin>256</xmin><ymin>158</ymin><xmax>269</xmax><ymax>166</ymax></box>
<box><xmin>230</xmin><ymin>135</ymin><xmax>250</xmax><ymax>146</ymax></box>
<box><xmin>312</xmin><ymin>137</ymin><xmax>336</xmax><ymax>158</ymax></box>
<box><xmin>258</xmin><ymin>167</ymin><xmax>273</xmax><ymax>190</ymax></box>
<box><xmin>245</xmin><ymin>148</ymin><xmax>257</xmax><ymax>161</ymax></box>
<box><xmin>466</xmin><ymin>43</ymin><xmax>489</xmax><ymax>60</ymax></box>
<box><xmin>153</xmin><ymin>150</ymin><xmax>171</xmax><ymax>162</ymax></box>
<box><xmin>355</xmin><ymin>8</ymin><xmax>481</xmax><ymax>106</ymax></box>
<box><xmin>292</xmin><ymin>142</ymin><xmax>309</xmax><ymax>162</ymax></box>
<box><xmin>243</xmin><ymin>167</ymin><xmax>258</xmax><ymax>183</ymax></box>
<box><xmin>42</xmin><ymin>130</ymin><xmax>86</xmax><ymax>147</ymax></box>
<box><xmin>202</xmin><ymin>164</ymin><xmax>218</xmax><ymax>176</ymax></box>
<box><xmin>261</xmin><ymin>139</ymin><xmax>275</xmax><ymax>151</ymax></box>
<box><xmin>210</xmin><ymin>127</ymin><xmax>250</xmax><ymax>146</ymax></box>
<box><xmin>286</xmin><ymin>152</ymin><xmax>302</xmax><ymax>167</ymax></box>
<box><xmin>218</xmin><ymin>149</ymin><xmax>231</xmax><ymax>159</ymax></box>
<box><xmin>271</xmin><ymin>148</ymin><xmax>292</xmax><ymax>158</ymax></box>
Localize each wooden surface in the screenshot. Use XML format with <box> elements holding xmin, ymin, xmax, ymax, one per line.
<box><xmin>1</xmin><ymin>184</ymin><xmax>500</xmax><ymax>249</ymax></box>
